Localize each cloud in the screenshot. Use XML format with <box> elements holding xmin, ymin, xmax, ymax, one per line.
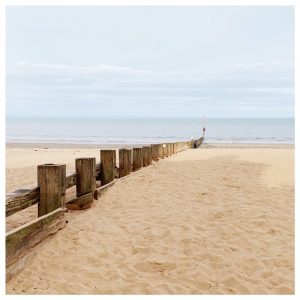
<box><xmin>6</xmin><ymin>61</ymin><xmax>294</xmax><ymax>117</ymax></box>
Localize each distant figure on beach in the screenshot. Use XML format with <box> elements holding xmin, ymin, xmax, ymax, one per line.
<box><xmin>203</xmin><ymin>127</ymin><xmax>206</xmax><ymax>138</ymax></box>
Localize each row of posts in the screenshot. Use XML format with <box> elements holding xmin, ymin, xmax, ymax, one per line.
<box><xmin>37</xmin><ymin>140</ymin><xmax>193</xmax><ymax>216</ymax></box>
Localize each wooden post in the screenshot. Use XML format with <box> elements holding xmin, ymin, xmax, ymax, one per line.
<box><xmin>119</xmin><ymin>148</ymin><xmax>132</xmax><ymax>177</ymax></box>
<box><xmin>76</xmin><ymin>158</ymin><xmax>96</xmax><ymax>197</ymax></box>
<box><xmin>168</xmin><ymin>143</ymin><xmax>172</xmax><ymax>156</ymax></box>
<box><xmin>163</xmin><ymin>144</ymin><xmax>168</xmax><ymax>158</ymax></box>
<box><xmin>100</xmin><ymin>150</ymin><xmax>116</xmax><ymax>185</ymax></box>
<box><xmin>158</xmin><ymin>144</ymin><xmax>164</xmax><ymax>159</ymax></box>
<box><xmin>37</xmin><ymin>164</ymin><xmax>66</xmax><ymax>217</ymax></box>
<box><xmin>143</xmin><ymin>146</ymin><xmax>152</xmax><ymax>167</ymax></box>
<box><xmin>133</xmin><ymin>148</ymin><xmax>143</xmax><ymax>171</ymax></box>
<box><xmin>151</xmin><ymin>144</ymin><xmax>159</xmax><ymax>161</ymax></box>
<box><xmin>66</xmin><ymin>158</ymin><xmax>96</xmax><ymax>210</ymax></box>
<box><xmin>148</xmin><ymin>146</ymin><xmax>152</xmax><ymax>165</ymax></box>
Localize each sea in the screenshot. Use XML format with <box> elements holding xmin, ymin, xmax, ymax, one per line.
<box><xmin>6</xmin><ymin>117</ymin><xmax>294</xmax><ymax>145</ymax></box>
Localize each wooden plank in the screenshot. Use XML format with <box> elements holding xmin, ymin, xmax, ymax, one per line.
<box><xmin>6</xmin><ymin>207</ymin><xmax>67</xmax><ymax>280</ymax></box>
<box><xmin>37</xmin><ymin>164</ymin><xmax>66</xmax><ymax>217</ymax></box>
<box><xmin>95</xmin><ymin>180</ymin><xmax>116</xmax><ymax>198</ymax></box>
<box><xmin>66</xmin><ymin>173</ymin><xmax>77</xmax><ymax>189</ymax></box>
<box><xmin>119</xmin><ymin>148</ymin><xmax>132</xmax><ymax>177</ymax></box>
<box><xmin>66</xmin><ymin>192</ymin><xmax>93</xmax><ymax>210</ymax></box>
<box><xmin>6</xmin><ymin>187</ymin><xmax>40</xmax><ymax>217</ymax></box>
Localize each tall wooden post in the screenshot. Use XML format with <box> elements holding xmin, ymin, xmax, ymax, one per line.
<box><xmin>100</xmin><ymin>150</ymin><xmax>116</xmax><ymax>185</ymax></box>
<box><xmin>143</xmin><ymin>146</ymin><xmax>152</xmax><ymax>167</ymax></box>
<box><xmin>76</xmin><ymin>158</ymin><xmax>96</xmax><ymax>198</ymax></box>
<box><xmin>158</xmin><ymin>144</ymin><xmax>164</xmax><ymax>159</ymax></box>
<box><xmin>119</xmin><ymin>148</ymin><xmax>132</xmax><ymax>177</ymax></box>
<box><xmin>151</xmin><ymin>144</ymin><xmax>159</xmax><ymax>161</ymax></box>
<box><xmin>163</xmin><ymin>144</ymin><xmax>168</xmax><ymax>158</ymax></box>
<box><xmin>168</xmin><ymin>143</ymin><xmax>171</xmax><ymax>156</ymax></box>
<box><xmin>133</xmin><ymin>148</ymin><xmax>143</xmax><ymax>171</ymax></box>
<box><xmin>37</xmin><ymin>164</ymin><xmax>66</xmax><ymax>217</ymax></box>
<box><xmin>65</xmin><ymin>158</ymin><xmax>96</xmax><ymax>210</ymax></box>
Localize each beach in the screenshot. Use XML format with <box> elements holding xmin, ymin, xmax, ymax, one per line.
<box><xmin>6</xmin><ymin>143</ymin><xmax>295</xmax><ymax>294</ymax></box>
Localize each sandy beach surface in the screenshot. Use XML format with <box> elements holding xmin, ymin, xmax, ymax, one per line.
<box><xmin>6</xmin><ymin>144</ymin><xmax>294</xmax><ymax>294</ymax></box>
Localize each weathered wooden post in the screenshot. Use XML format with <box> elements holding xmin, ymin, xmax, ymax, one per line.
<box><xmin>119</xmin><ymin>148</ymin><xmax>132</xmax><ymax>177</ymax></box>
<box><xmin>143</xmin><ymin>146</ymin><xmax>152</xmax><ymax>167</ymax></box>
<box><xmin>37</xmin><ymin>164</ymin><xmax>66</xmax><ymax>217</ymax></box>
<box><xmin>163</xmin><ymin>144</ymin><xmax>168</xmax><ymax>158</ymax></box>
<box><xmin>133</xmin><ymin>147</ymin><xmax>143</xmax><ymax>171</ymax></box>
<box><xmin>76</xmin><ymin>158</ymin><xmax>96</xmax><ymax>197</ymax></box>
<box><xmin>158</xmin><ymin>144</ymin><xmax>164</xmax><ymax>159</ymax></box>
<box><xmin>151</xmin><ymin>144</ymin><xmax>159</xmax><ymax>161</ymax></box>
<box><xmin>100</xmin><ymin>150</ymin><xmax>116</xmax><ymax>185</ymax></box>
<box><xmin>67</xmin><ymin>158</ymin><xmax>96</xmax><ymax>210</ymax></box>
<box><xmin>168</xmin><ymin>143</ymin><xmax>172</xmax><ymax>156</ymax></box>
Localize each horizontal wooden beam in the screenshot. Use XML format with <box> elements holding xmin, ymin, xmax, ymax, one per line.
<box><xmin>66</xmin><ymin>173</ymin><xmax>77</xmax><ymax>189</ymax></box>
<box><xmin>6</xmin><ymin>207</ymin><xmax>67</xmax><ymax>281</ymax></box>
<box><xmin>95</xmin><ymin>180</ymin><xmax>116</xmax><ymax>199</ymax></box>
<box><xmin>66</xmin><ymin>192</ymin><xmax>93</xmax><ymax>210</ymax></box>
<box><xmin>6</xmin><ymin>187</ymin><xmax>40</xmax><ymax>217</ymax></box>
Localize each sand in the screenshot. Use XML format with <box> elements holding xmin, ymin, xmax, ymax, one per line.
<box><xmin>6</xmin><ymin>144</ymin><xmax>294</xmax><ymax>294</ymax></box>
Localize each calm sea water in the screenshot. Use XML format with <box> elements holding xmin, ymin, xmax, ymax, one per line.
<box><xmin>6</xmin><ymin>117</ymin><xmax>294</xmax><ymax>145</ymax></box>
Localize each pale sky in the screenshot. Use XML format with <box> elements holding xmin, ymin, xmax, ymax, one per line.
<box><xmin>6</xmin><ymin>6</ymin><xmax>294</xmax><ymax>118</ymax></box>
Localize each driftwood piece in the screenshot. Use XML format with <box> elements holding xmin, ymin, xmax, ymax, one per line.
<box><xmin>6</xmin><ymin>187</ymin><xmax>40</xmax><ymax>217</ymax></box>
<box><xmin>6</xmin><ymin>207</ymin><xmax>67</xmax><ymax>281</ymax></box>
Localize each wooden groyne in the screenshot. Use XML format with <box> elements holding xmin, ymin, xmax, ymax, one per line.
<box><xmin>6</xmin><ymin>137</ymin><xmax>204</xmax><ymax>281</ymax></box>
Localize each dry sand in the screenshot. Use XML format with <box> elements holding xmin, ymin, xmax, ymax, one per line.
<box><xmin>6</xmin><ymin>144</ymin><xmax>294</xmax><ymax>294</ymax></box>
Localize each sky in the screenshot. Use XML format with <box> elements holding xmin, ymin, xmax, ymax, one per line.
<box><xmin>6</xmin><ymin>6</ymin><xmax>294</xmax><ymax>118</ymax></box>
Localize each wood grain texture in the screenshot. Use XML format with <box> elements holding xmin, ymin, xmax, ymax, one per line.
<box><xmin>6</xmin><ymin>207</ymin><xmax>67</xmax><ymax>280</ymax></box>
<box><xmin>158</xmin><ymin>144</ymin><xmax>164</xmax><ymax>159</ymax></box>
<box><xmin>151</xmin><ymin>144</ymin><xmax>159</xmax><ymax>161</ymax></box>
<box><xmin>143</xmin><ymin>146</ymin><xmax>152</xmax><ymax>167</ymax></box>
<box><xmin>119</xmin><ymin>149</ymin><xmax>132</xmax><ymax>177</ymax></box>
<box><xmin>37</xmin><ymin>164</ymin><xmax>66</xmax><ymax>217</ymax></box>
<box><xmin>133</xmin><ymin>148</ymin><xmax>143</xmax><ymax>171</ymax></box>
<box><xmin>6</xmin><ymin>187</ymin><xmax>40</xmax><ymax>217</ymax></box>
<box><xmin>75</xmin><ymin>158</ymin><xmax>96</xmax><ymax>197</ymax></box>
<box><xmin>100</xmin><ymin>150</ymin><xmax>116</xmax><ymax>185</ymax></box>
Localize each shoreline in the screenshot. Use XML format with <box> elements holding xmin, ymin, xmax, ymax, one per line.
<box><xmin>6</xmin><ymin>142</ymin><xmax>295</xmax><ymax>149</ymax></box>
